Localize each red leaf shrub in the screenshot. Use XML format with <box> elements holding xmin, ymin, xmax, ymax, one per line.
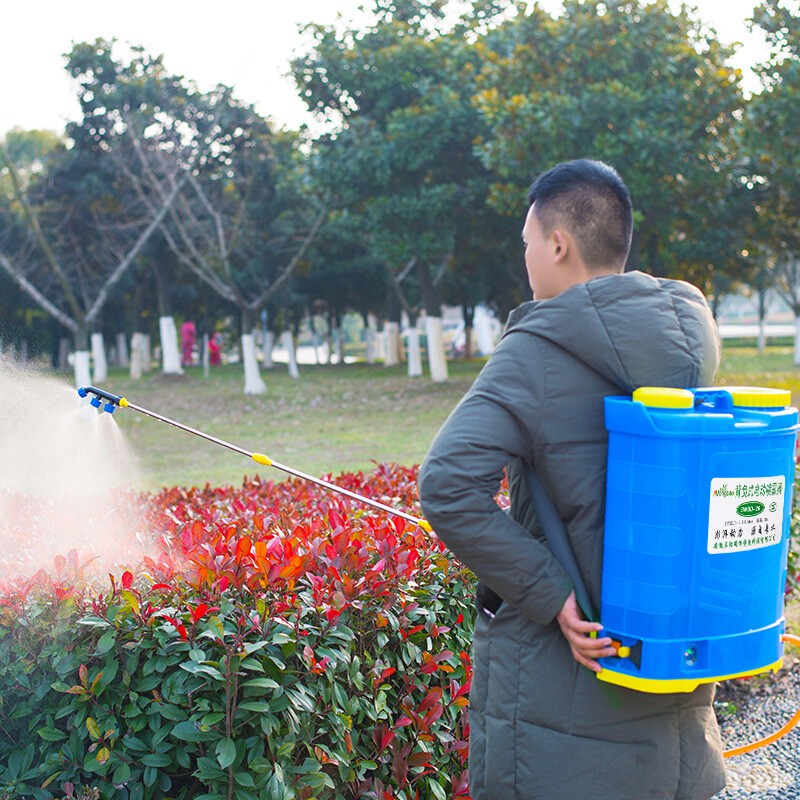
<box><xmin>0</xmin><ymin>464</ymin><xmax>478</xmax><ymax>800</ymax></box>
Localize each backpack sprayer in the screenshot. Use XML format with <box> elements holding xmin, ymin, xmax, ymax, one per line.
<box><xmin>528</xmin><ymin>384</ymin><xmax>800</xmax><ymax>759</ymax></box>
<box><xmin>77</xmin><ymin>386</ymin><xmax>432</xmax><ymax>534</ymax></box>
<box><xmin>82</xmin><ymin>383</ymin><xmax>800</xmax><ymax>756</ymax></box>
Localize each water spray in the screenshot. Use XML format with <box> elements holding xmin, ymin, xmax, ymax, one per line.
<box><xmin>78</xmin><ymin>386</ymin><xmax>432</xmax><ymax>534</ymax></box>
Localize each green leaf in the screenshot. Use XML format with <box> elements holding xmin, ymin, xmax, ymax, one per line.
<box><xmin>428</xmin><ymin>779</ymin><xmax>446</xmax><ymax>800</ymax></box>
<box><xmin>143</xmin><ymin>764</ymin><xmax>157</xmax><ymax>786</ymax></box>
<box><xmin>239</xmin><ymin>701</ymin><xmax>272</xmax><ymax>713</ymax></box>
<box><xmin>238</xmin><ymin>657</ymin><xmax>265</xmax><ymax>672</ymax></box>
<box><xmin>207</xmin><ymin>615</ymin><xmax>225</xmax><ymax>641</ymax></box>
<box><xmin>141</xmin><ymin>752</ymin><xmax>173</xmax><ymax>767</ymax></box>
<box><xmin>37</xmin><ymin>727</ymin><xmax>67</xmax><ymax>741</ymax></box>
<box><xmin>242</xmin><ymin>677</ymin><xmax>280</xmax><ymax>690</ymax></box>
<box><xmin>96</xmin><ymin>630</ymin><xmax>116</xmax><ymax>654</ymax></box>
<box><xmin>216</xmin><ymin>737</ymin><xmax>236</xmax><ymax>769</ymax></box>
<box><xmin>171</xmin><ymin>720</ymin><xmax>218</xmax><ymax>742</ymax></box>
<box><xmin>275</xmin><ymin>741</ymin><xmax>295</xmax><ymax>758</ymax></box>
<box><xmin>250</xmin><ymin>756</ymin><xmax>272</xmax><ymax>774</ymax></box>
<box><xmin>241</xmin><ymin>639</ymin><xmax>270</xmax><ymax>655</ymax></box>
<box><xmin>234</xmin><ymin>769</ymin><xmax>256</xmax><ymax>788</ymax></box>
<box><xmin>180</xmin><ymin>662</ymin><xmax>224</xmax><ymax>680</ymax></box>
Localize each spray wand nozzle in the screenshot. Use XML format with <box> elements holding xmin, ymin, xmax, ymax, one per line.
<box><xmin>79</xmin><ymin>386</ymin><xmax>129</xmax><ymax>414</ymax></box>
<box><xmin>77</xmin><ymin>386</ymin><xmax>433</xmax><ymax>534</ymax></box>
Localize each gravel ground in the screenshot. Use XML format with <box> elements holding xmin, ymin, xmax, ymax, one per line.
<box><xmin>715</xmin><ymin>662</ymin><xmax>800</xmax><ymax>799</ymax></box>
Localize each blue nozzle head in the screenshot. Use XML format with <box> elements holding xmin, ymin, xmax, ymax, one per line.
<box><xmin>104</xmin><ymin>402</ymin><xmax>116</xmax><ymax>414</ymax></box>
<box><xmin>78</xmin><ymin>387</ymin><xmax>88</xmax><ymax>398</ymax></box>
<box><xmin>90</xmin><ymin>396</ymin><xmax>101</xmax><ymax>408</ymax></box>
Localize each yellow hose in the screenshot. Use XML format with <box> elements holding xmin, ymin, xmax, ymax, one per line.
<box><xmin>723</xmin><ymin>633</ymin><xmax>800</xmax><ymax>757</ymax></box>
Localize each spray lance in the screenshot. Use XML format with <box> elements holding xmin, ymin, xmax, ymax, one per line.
<box><xmin>78</xmin><ymin>386</ymin><xmax>433</xmax><ymax>534</ymax></box>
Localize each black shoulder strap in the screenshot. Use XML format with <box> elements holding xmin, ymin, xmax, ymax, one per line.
<box><xmin>524</xmin><ymin>465</ymin><xmax>597</xmax><ymax>622</ymax></box>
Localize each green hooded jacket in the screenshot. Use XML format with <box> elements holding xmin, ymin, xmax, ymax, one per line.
<box><xmin>418</xmin><ymin>271</ymin><xmax>724</xmax><ymax>800</ymax></box>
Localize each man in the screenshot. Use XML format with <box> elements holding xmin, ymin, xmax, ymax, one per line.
<box><xmin>417</xmin><ymin>160</ymin><xmax>724</xmax><ymax>800</ymax></box>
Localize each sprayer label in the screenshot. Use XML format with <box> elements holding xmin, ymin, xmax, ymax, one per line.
<box><xmin>708</xmin><ymin>476</ymin><xmax>785</xmax><ymax>554</ymax></box>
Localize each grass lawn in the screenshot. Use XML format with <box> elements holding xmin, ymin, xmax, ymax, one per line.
<box><xmin>92</xmin><ymin>344</ymin><xmax>798</xmax><ymax>491</ymax></box>
<box><xmin>102</xmin><ymin>359</ymin><xmax>485</xmax><ymax>490</ymax></box>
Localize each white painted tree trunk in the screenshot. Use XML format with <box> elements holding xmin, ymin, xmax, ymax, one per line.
<box><xmin>384</xmin><ymin>321</ymin><xmax>400</xmax><ymax>367</ymax></box>
<box><xmin>475</xmin><ymin>305</ymin><xmax>496</xmax><ymax>355</ymax></box>
<box><xmin>793</xmin><ymin>316</ymin><xmax>800</xmax><ymax>366</ymax></box>
<box><xmin>334</xmin><ymin>326</ymin><xmax>345</xmax><ymax>364</ymax></box>
<box><xmin>160</xmin><ymin>316</ymin><xmax>183</xmax><ymax>375</ymax></box>
<box><xmin>407</xmin><ymin>327</ymin><xmax>423</xmax><ymax>377</ymax></box>
<box><xmin>242</xmin><ymin>332</ymin><xmax>267</xmax><ymax>394</ymax></box>
<box><xmin>262</xmin><ymin>331</ymin><xmax>274</xmax><ymax>369</ymax></box>
<box><xmin>283</xmin><ymin>331</ymin><xmax>300</xmax><ymax>379</ymax></box>
<box><xmin>365</xmin><ymin>314</ymin><xmax>378</xmax><ymax>364</ymax></box>
<box><xmin>425</xmin><ymin>316</ymin><xmax>449</xmax><ymax>382</ymax></box>
<box><xmin>58</xmin><ymin>337</ymin><xmax>71</xmax><ymax>370</ymax></box>
<box><xmin>312</xmin><ymin>332</ymin><xmax>323</xmax><ymax>364</ymax></box>
<box><xmin>130</xmin><ymin>333</ymin><xmax>145</xmax><ymax>380</ymax></box>
<box><xmin>74</xmin><ymin>350</ymin><xmax>92</xmax><ymax>389</ymax></box>
<box><xmin>115</xmin><ymin>332</ymin><xmax>129</xmax><ymax>367</ymax></box>
<box><xmin>142</xmin><ymin>334</ymin><xmax>153</xmax><ymax>372</ymax></box>
<box><xmin>758</xmin><ymin>321</ymin><xmax>766</xmax><ymax>353</ymax></box>
<box><xmin>91</xmin><ymin>332</ymin><xmax>108</xmax><ymax>383</ymax></box>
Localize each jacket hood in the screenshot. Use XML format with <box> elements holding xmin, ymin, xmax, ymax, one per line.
<box><xmin>504</xmin><ymin>270</ymin><xmax>720</xmax><ymax>392</ymax></box>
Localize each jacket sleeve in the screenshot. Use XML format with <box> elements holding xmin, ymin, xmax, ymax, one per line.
<box><xmin>417</xmin><ymin>331</ymin><xmax>573</xmax><ymax>626</ymax></box>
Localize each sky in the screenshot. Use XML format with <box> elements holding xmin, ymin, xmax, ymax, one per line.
<box><xmin>0</xmin><ymin>0</ymin><xmax>770</xmax><ymax>138</ymax></box>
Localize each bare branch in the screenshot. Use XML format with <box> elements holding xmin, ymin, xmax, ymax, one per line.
<box><xmin>249</xmin><ymin>207</ymin><xmax>328</xmax><ymax>309</ymax></box>
<box><xmin>86</xmin><ymin>172</ymin><xmax>189</xmax><ymax>323</ymax></box>
<box><xmin>0</xmin><ymin>248</ymin><xmax>77</xmax><ymax>332</ymax></box>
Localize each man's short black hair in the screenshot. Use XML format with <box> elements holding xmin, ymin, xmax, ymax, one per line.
<box><xmin>527</xmin><ymin>159</ymin><xmax>634</xmax><ymax>271</ymax></box>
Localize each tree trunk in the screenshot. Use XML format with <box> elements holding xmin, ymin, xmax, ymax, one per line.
<box><xmin>58</xmin><ymin>337</ymin><xmax>71</xmax><ymax>371</ymax></box>
<box><xmin>73</xmin><ymin>324</ymin><xmax>91</xmax><ymax>388</ymax></box>
<box><xmin>159</xmin><ymin>316</ymin><xmax>183</xmax><ymax>374</ymax></box>
<box><xmin>155</xmin><ymin>262</ymin><xmax>182</xmax><ymax>374</ymax></box>
<box><xmin>262</xmin><ymin>330</ymin><xmax>274</xmax><ymax>369</ymax></box>
<box><xmin>757</xmin><ymin>287</ymin><xmax>767</xmax><ymax>353</ymax></box>
<box><xmin>407</xmin><ymin>317</ymin><xmax>423</xmax><ymax>378</ymax></box>
<box><xmin>116</xmin><ymin>332</ymin><xmax>129</xmax><ymax>367</ymax></box>
<box><xmin>463</xmin><ymin>304</ymin><xmax>475</xmax><ymax>360</ymax></box>
<box><xmin>425</xmin><ymin>315</ymin><xmax>449</xmax><ymax>382</ymax></box>
<box><xmin>283</xmin><ymin>331</ymin><xmax>300</xmax><ymax>379</ymax></box>
<box><xmin>242</xmin><ymin>332</ymin><xmax>266</xmax><ymax>393</ymax></box>
<box><xmin>202</xmin><ymin>332</ymin><xmax>210</xmax><ymax>378</ymax></box>
<box><xmin>142</xmin><ymin>334</ymin><xmax>153</xmax><ymax>372</ymax></box>
<box><xmin>331</xmin><ymin>310</ymin><xmax>345</xmax><ymax>365</ymax></box>
<box><xmin>364</xmin><ymin>313</ymin><xmax>378</xmax><ymax>364</ymax></box>
<box><xmin>418</xmin><ymin>261</ymin><xmax>448</xmax><ymax>382</ymax></box>
<box><xmin>91</xmin><ymin>332</ymin><xmax>108</xmax><ymax>382</ymax></box>
<box><xmin>241</xmin><ymin>310</ymin><xmax>266</xmax><ymax>394</ymax></box>
<box><xmin>130</xmin><ymin>332</ymin><xmax>145</xmax><ymax>380</ymax></box>
<box><xmin>260</xmin><ymin>310</ymin><xmax>273</xmax><ymax>368</ymax></box>
<box><xmin>475</xmin><ymin>305</ymin><xmax>495</xmax><ymax>355</ymax></box>
<box><xmin>383</xmin><ymin>321</ymin><xmax>401</xmax><ymax>367</ymax></box>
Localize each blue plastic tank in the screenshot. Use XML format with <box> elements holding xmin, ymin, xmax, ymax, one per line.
<box><xmin>597</xmin><ymin>386</ymin><xmax>798</xmax><ymax>693</ymax></box>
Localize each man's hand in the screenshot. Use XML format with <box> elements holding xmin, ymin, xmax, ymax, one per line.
<box><xmin>556</xmin><ymin>591</ymin><xmax>616</xmax><ymax>673</ymax></box>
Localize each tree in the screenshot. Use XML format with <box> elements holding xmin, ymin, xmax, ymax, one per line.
<box><xmin>0</xmin><ymin>127</ymin><xmax>186</xmax><ymax>386</ymax></box>
<box><xmin>293</xmin><ymin>0</ymin><xmax>518</xmax><ymax>379</ymax></box>
<box><xmin>744</xmin><ymin>1</ymin><xmax>800</xmax><ymax>360</ymax></box>
<box><xmin>474</xmin><ymin>0</ymin><xmax>749</xmax><ymax>293</ymax></box>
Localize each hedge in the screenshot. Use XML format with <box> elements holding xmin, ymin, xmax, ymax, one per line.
<box><xmin>0</xmin><ymin>464</ymin><xmax>476</xmax><ymax>800</ymax></box>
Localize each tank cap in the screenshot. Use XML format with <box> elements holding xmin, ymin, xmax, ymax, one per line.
<box><xmin>633</xmin><ymin>387</ymin><xmax>694</xmax><ymax>409</ymax></box>
<box><xmin>723</xmin><ymin>386</ymin><xmax>791</xmax><ymax>408</ymax></box>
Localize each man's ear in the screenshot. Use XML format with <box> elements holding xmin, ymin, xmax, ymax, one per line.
<box><xmin>551</xmin><ymin>229</ymin><xmax>568</xmax><ymax>263</ymax></box>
